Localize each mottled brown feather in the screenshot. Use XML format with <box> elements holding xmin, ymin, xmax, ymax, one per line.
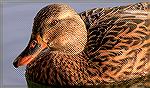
<box><xmin>25</xmin><ymin>2</ymin><xmax>150</xmax><ymax>86</ymax></box>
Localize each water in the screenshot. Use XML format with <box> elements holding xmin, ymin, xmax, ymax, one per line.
<box><xmin>2</xmin><ymin>1</ymin><xmax>147</xmax><ymax>87</ymax></box>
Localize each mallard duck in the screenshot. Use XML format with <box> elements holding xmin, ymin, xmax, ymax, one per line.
<box><xmin>13</xmin><ymin>2</ymin><xmax>150</xmax><ymax>87</ymax></box>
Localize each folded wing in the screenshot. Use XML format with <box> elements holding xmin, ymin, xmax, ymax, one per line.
<box><xmin>80</xmin><ymin>2</ymin><xmax>150</xmax><ymax>81</ymax></box>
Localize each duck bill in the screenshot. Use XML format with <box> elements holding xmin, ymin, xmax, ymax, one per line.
<box><xmin>13</xmin><ymin>36</ymin><xmax>48</xmax><ymax>68</ymax></box>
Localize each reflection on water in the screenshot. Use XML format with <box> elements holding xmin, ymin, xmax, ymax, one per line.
<box><xmin>3</xmin><ymin>1</ymin><xmax>140</xmax><ymax>87</ymax></box>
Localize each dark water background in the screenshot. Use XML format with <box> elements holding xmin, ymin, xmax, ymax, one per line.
<box><xmin>2</xmin><ymin>1</ymin><xmax>148</xmax><ymax>87</ymax></box>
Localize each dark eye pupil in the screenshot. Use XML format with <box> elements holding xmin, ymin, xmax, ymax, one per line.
<box><xmin>49</xmin><ymin>20</ymin><xmax>58</xmax><ymax>27</ymax></box>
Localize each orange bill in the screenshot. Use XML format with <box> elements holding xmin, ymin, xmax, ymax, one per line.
<box><xmin>13</xmin><ymin>35</ymin><xmax>48</xmax><ymax>68</ymax></box>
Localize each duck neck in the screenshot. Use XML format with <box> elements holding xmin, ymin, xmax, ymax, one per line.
<box><xmin>25</xmin><ymin>51</ymin><xmax>90</xmax><ymax>85</ymax></box>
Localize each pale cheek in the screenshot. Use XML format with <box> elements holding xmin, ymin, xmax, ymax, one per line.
<box><xmin>58</xmin><ymin>36</ymin><xmax>71</xmax><ymax>46</ymax></box>
<box><xmin>53</xmin><ymin>34</ymin><xmax>76</xmax><ymax>49</ymax></box>
<box><xmin>43</xmin><ymin>29</ymin><xmax>58</xmax><ymax>43</ymax></box>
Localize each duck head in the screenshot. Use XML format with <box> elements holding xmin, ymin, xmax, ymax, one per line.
<box><xmin>13</xmin><ymin>4</ymin><xmax>87</xmax><ymax>68</ymax></box>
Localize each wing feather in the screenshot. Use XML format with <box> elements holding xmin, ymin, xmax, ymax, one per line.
<box><xmin>80</xmin><ymin>2</ymin><xmax>150</xmax><ymax>81</ymax></box>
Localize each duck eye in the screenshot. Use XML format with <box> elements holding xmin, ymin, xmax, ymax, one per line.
<box><xmin>30</xmin><ymin>40</ymin><xmax>37</xmax><ymax>48</ymax></box>
<box><xmin>49</xmin><ymin>20</ymin><xmax>58</xmax><ymax>27</ymax></box>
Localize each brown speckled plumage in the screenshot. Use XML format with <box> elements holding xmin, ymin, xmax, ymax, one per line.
<box><xmin>14</xmin><ymin>2</ymin><xmax>150</xmax><ymax>87</ymax></box>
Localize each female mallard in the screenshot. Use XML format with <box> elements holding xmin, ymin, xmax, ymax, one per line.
<box><xmin>13</xmin><ymin>2</ymin><xmax>150</xmax><ymax>87</ymax></box>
